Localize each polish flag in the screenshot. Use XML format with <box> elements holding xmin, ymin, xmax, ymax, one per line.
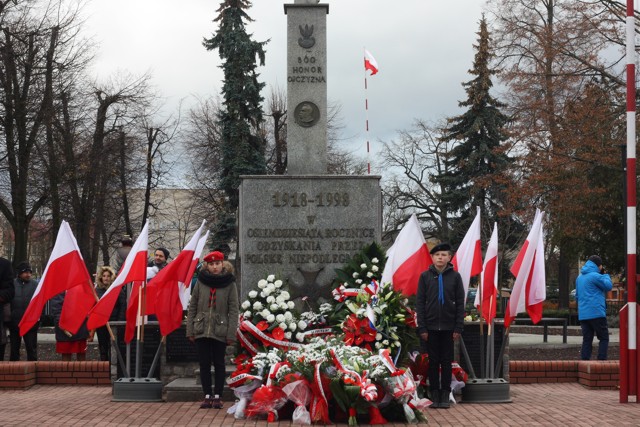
<box><xmin>364</xmin><ymin>49</ymin><xmax>379</xmax><ymax>76</ymax></box>
<box><xmin>19</xmin><ymin>221</ymin><xmax>94</xmax><ymax>336</ymax></box>
<box><xmin>475</xmin><ymin>223</ymin><xmax>499</xmax><ymax>325</ymax></box>
<box><xmin>381</xmin><ymin>214</ymin><xmax>432</xmax><ymax>296</ymax></box>
<box><xmin>504</xmin><ymin>209</ymin><xmax>546</xmax><ymax>328</ymax></box>
<box><xmin>86</xmin><ymin>222</ymin><xmax>149</xmax><ymax>330</ymax></box>
<box><xmin>179</xmin><ymin>230</ymin><xmax>210</xmax><ymax>310</ymax></box>
<box><xmin>452</xmin><ymin>207</ymin><xmax>483</xmax><ymax>298</ymax></box>
<box><xmin>151</xmin><ymin>220</ymin><xmax>206</xmax><ymax>337</ymax></box>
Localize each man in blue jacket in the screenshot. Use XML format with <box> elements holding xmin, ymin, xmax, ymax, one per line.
<box><xmin>575</xmin><ymin>255</ymin><xmax>613</xmax><ymax>360</ymax></box>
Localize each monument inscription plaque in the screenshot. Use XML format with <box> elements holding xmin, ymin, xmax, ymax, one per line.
<box><xmin>239</xmin><ymin>175</ymin><xmax>382</xmax><ymax>301</ymax></box>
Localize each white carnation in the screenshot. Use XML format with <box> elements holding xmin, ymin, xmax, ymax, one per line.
<box><xmin>276</xmin><ymin>314</ymin><xmax>285</xmax><ymax>323</ymax></box>
<box><xmin>367</xmin><ymin>271</ymin><xmax>374</xmax><ymax>278</ymax></box>
<box><xmin>280</xmin><ymin>302</ymin><xmax>288</xmax><ymax>310</ymax></box>
<box><xmin>298</xmin><ymin>320</ymin><xmax>308</xmax><ymax>330</ymax></box>
<box><xmin>372</xmin><ymin>257</ymin><xmax>379</xmax><ymax>264</ymax></box>
<box><xmin>371</xmin><ymin>265</ymin><xmax>379</xmax><ymax>272</ymax></box>
<box><xmin>270</xmin><ymin>304</ymin><xmax>279</xmax><ymax>312</ymax></box>
<box><xmin>263</xmin><ymin>288</ymin><xmax>271</xmax><ymax>296</ymax></box>
<box><xmin>279</xmin><ymin>322</ymin><xmax>288</xmax><ymax>331</ymax></box>
<box><xmin>284</xmin><ymin>312</ymin><xmax>293</xmax><ymax>321</ymax></box>
<box><xmin>261</xmin><ymin>309</ymin><xmax>271</xmax><ymax>318</ymax></box>
<box><xmin>248</xmin><ymin>290</ymin><xmax>258</xmax><ymax>298</ymax></box>
<box><xmin>360</xmin><ymin>263</ymin><xmax>367</xmax><ymax>269</ymax></box>
<box><xmin>289</xmin><ymin>322</ymin><xmax>297</xmax><ymax>332</ymax></box>
<box><xmin>376</xmin><ymin>333</ymin><xmax>382</xmax><ymax>341</ymax></box>
<box><xmin>241</xmin><ymin>301</ymin><xmax>250</xmax><ymax>310</ymax></box>
<box><xmin>285</xmin><ymin>332</ymin><xmax>292</xmax><ymax>339</ymax></box>
<box><xmin>267</xmin><ymin>296</ymin><xmax>276</xmax><ymax>303</ymax></box>
<box><xmin>244</xmin><ymin>310</ymin><xmax>252</xmax><ymax>318</ymax></box>
<box><xmin>280</xmin><ymin>291</ymin><xmax>290</xmax><ymax>300</ymax></box>
<box><xmin>267</xmin><ymin>274</ymin><xmax>275</xmax><ymax>282</ymax></box>
<box><xmin>356</xmin><ymin>279</ymin><xmax>363</xmax><ymax>284</ymax></box>
<box><xmin>296</xmin><ymin>333</ymin><xmax>305</xmax><ymax>342</ymax></box>
<box><xmin>267</xmin><ymin>314</ymin><xmax>275</xmax><ymax>323</ymax></box>
<box><xmin>352</xmin><ymin>272</ymin><xmax>359</xmax><ymax>278</ymax></box>
<box><xmin>260</xmin><ymin>291</ymin><xmax>266</xmax><ymax>298</ymax></box>
<box><xmin>258</xmin><ymin>279</ymin><xmax>267</xmax><ymax>289</ymax></box>
<box><xmin>287</xmin><ymin>301</ymin><xmax>295</xmax><ymax>309</ymax></box>
<box><xmin>274</xmin><ymin>280</ymin><xmax>283</xmax><ymax>288</ymax></box>
<box><xmin>252</xmin><ymin>301</ymin><xmax>263</xmax><ymax>311</ymax></box>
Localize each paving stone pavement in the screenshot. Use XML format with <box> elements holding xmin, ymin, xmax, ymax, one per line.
<box><xmin>0</xmin><ymin>382</ymin><xmax>638</xmax><ymax>426</ymax></box>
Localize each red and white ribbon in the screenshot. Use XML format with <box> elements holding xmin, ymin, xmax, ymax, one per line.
<box><xmin>227</xmin><ymin>372</ymin><xmax>262</xmax><ymax>388</ymax></box>
<box><xmin>240</xmin><ymin>319</ymin><xmax>303</xmax><ymax>350</ymax></box>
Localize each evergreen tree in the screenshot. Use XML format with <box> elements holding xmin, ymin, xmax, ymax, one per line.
<box><xmin>204</xmin><ymin>0</ymin><xmax>268</xmax><ymax>243</ymax></box>
<box><xmin>436</xmin><ymin>15</ymin><xmax>512</xmax><ymax>241</ymax></box>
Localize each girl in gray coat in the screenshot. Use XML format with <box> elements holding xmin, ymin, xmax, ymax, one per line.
<box><xmin>186</xmin><ymin>251</ymin><xmax>239</xmax><ymax>409</ymax></box>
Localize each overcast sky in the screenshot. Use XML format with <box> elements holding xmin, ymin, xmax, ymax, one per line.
<box><xmin>84</xmin><ymin>0</ymin><xmax>487</xmax><ymax>170</ymax></box>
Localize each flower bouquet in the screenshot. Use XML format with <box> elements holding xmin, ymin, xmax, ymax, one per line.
<box><xmin>281</xmin><ymin>378</ymin><xmax>312</xmax><ymax>424</ymax></box>
<box><xmin>226</xmin><ymin>355</ymin><xmax>263</xmax><ymax>419</ymax></box>
<box><xmin>245</xmin><ymin>361</ymin><xmax>289</xmax><ymax>422</ymax></box>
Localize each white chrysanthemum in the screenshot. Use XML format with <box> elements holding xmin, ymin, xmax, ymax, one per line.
<box><xmin>270</xmin><ymin>304</ymin><xmax>279</xmax><ymax>312</ymax></box>
<box><xmin>375</xmin><ymin>341</ymin><xmax>382</xmax><ymax>349</ymax></box>
<box><xmin>248</xmin><ymin>290</ymin><xmax>258</xmax><ymax>298</ymax></box>
<box><xmin>372</xmin><ymin>257</ymin><xmax>379</xmax><ymax>264</ymax></box>
<box><xmin>287</xmin><ymin>301</ymin><xmax>295</xmax><ymax>309</ymax></box>
<box><xmin>285</xmin><ymin>332</ymin><xmax>292</xmax><ymax>340</ymax></box>
<box><xmin>284</xmin><ymin>311</ymin><xmax>293</xmax><ymax>321</ymax></box>
<box><xmin>280</xmin><ymin>302</ymin><xmax>288</xmax><ymax>310</ymax></box>
<box><xmin>298</xmin><ymin>320</ymin><xmax>308</xmax><ymax>330</ymax></box>
<box><xmin>352</xmin><ymin>272</ymin><xmax>359</xmax><ymax>278</ymax></box>
<box><xmin>367</xmin><ymin>271</ymin><xmax>374</xmax><ymax>278</ymax></box>
<box><xmin>288</xmin><ymin>322</ymin><xmax>297</xmax><ymax>332</ymax></box>
<box><xmin>383</xmin><ymin>340</ymin><xmax>389</xmax><ymax>345</ymax></box>
<box><xmin>252</xmin><ymin>301</ymin><xmax>263</xmax><ymax>311</ymax></box>
<box><xmin>279</xmin><ymin>322</ymin><xmax>288</xmax><ymax>331</ymax></box>
<box><xmin>279</xmin><ymin>291</ymin><xmax>290</xmax><ymax>300</ymax></box>
<box><xmin>276</xmin><ymin>314</ymin><xmax>285</xmax><ymax>323</ymax></box>
<box><xmin>274</xmin><ymin>280</ymin><xmax>283</xmax><ymax>288</ymax></box>
<box><xmin>376</xmin><ymin>333</ymin><xmax>382</xmax><ymax>341</ymax></box>
<box><xmin>267</xmin><ymin>314</ymin><xmax>275</xmax><ymax>323</ymax></box>
<box><xmin>296</xmin><ymin>333</ymin><xmax>305</xmax><ymax>342</ymax></box>
<box><xmin>355</xmin><ymin>279</ymin><xmax>363</xmax><ymax>284</ymax></box>
<box><xmin>267</xmin><ymin>274</ymin><xmax>275</xmax><ymax>282</ymax></box>
<box><xmin>258</xmin><ymin>279</ymin><xmax>268</xmax><ymax>289</ymax></box>
<box><xmin>263</xmin><ymin>288</ymin><xmax>271</xmax><ymax>297</ymax></box>
<box><xmin>260</xmin><ymin>291</ymin><xmax>266</xmax><ymax>298</ymax></box>
<box><xmin>241</xmin><ymin>301</ymin><xmax>250</xmax><ymax>310</ymax></box>
<box><xmin>360</xmin><ymin>263</ymin><xmax>367</xmax><ymax>269</ymax></box>
<box><xmin>244</xmin><ymin>310</ymin><xmax>252</xmax><ymax>318</ymax></box>
<box><xmin>371</xmin><ymin>265</ymin><xmax>379</xmax><ymax>272</ymax></box>
<box><xmin>266</xmin><ymin>295</ymin><xmax>276</xmax><ymax>304</ymax></box>
<box><xmin>261</xmin><ymin>309</ymin><xmax>271</xmax><ymax>318</ymax></box>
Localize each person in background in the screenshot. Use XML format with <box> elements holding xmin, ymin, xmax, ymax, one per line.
<box><xmin>50</xmin><ymin>291</ymin><xmax>90</xmax><ymax>361</ymax></box>
<box><xmin>114</xmin><ymin>235</ymin><xmax>133</xmax><ymax>273</ymax></box>
<box><xmin>9</xmin><ymin>262</ymin><xmax>39</xmax><ymax>361</ymax></box>
<box><xmin>90</xmin><ymin>266</ymin><xmax>125</xmax><ymax>361</ymax></box>
<box><xmin>149</xmin><ymin>247</ymin><xmax>169</xmax><ymax>271</ymax></box>
<box><xmin>186</xmin><ymin>251</ymin><xmax>239</xmax><ymax>409</ymax></box>
<box><xmin>0</xmin><ymin>257</ymin><xmax>14</xmax><ymax>360</ymax></box>
<box><xmin>415</xmin><ymin>242</ymin><xmax>465</xmax><ymax>409</ymax></box>
<box><xmin>576</xmin><ymin>255</ymin><xmax>613</xmax><ymax>360</ymax></box>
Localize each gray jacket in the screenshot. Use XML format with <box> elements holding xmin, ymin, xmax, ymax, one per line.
<box><xmin>186</xmin><ymin>276</ymin><xmax>239</xmax><ymax>343</ymax></box>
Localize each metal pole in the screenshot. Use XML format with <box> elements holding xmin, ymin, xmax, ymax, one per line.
<box><xmin>622</xmin><ymin>0</ymin><xmax>638</xmax><ymax>402</ymax></box>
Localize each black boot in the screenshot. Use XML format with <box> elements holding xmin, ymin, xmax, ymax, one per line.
<box><xmin>439</xmin><ymin>389</ymin><xmax>451</xmax><ymax>408</ymax></box>
<box><xmin>429</xmin><ymin>388</ymin><xmax>440</xmax><ymax>408</ymax></box>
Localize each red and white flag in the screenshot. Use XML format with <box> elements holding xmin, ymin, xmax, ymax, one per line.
<box><xmin>475</xmin><ymin>222</ymin><xmax>499</xmax><ymax>325</ymax></box>
<box><xmin>381</xmin><ymin>214</ymin><xmax>432</xmax><ymax>296</ymax></box>
<box><xmin>19</xmin><ymin>221</ymin><xmax>94</xmax><ymax>336</ymax></box>
<box><xmin>452</xmin><ymin>206</ymin><xmax>483</xmax><ymax>298</ymax></box>
<box><xmin>86</xmin><ymin>222</ymin><xmax>149</xmax><ymax>330</ymax></box>
<box><xmin>179</xmin><ymin>230</ymin><xmax>210</xmax><ymax>309</ymax></box>
<box><xmin>504</xmin><ymin>209</ymin><xmax>546</xmax><ymax>328</ymax></box>
<box><xmin>150</xmin><ymin>220</ymin><xmax>206</xmax><ymax>337</ymax></box>
<box><xmin>364</xmin><ymin>49</ymin><xmax>379</xmax><ymax>76</ymax></box>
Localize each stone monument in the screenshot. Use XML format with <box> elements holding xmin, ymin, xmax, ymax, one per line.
<box><xmin>238</xmin><ymin>0</ymin><xmax>382</xmax><ymax>302</ymax></box>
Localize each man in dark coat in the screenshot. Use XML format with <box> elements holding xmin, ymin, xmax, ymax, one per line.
<box><xmin>0</xmin><ymin>257</ymin><xmax>15</xmax><ymax>360</ymax></box>
<box><xmin>9</xmin><ymin>262</ymin><xmax>40</xmax><ymax>360</ymax></box>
